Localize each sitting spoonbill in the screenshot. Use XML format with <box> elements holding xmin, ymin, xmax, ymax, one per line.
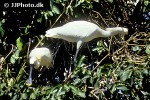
<box><xmin>27</xmin><ymin>47</ymin><xmax>53</xmax><ymax>86</ymax></box>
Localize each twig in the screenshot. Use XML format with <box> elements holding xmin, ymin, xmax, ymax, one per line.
<box><xmin>35</xmin><ymin>36</ymin><xmax>45</xmax><ymax>48</ymax></box>
<box><xmin>27</xmin><ymin>38</ymin><xmax>31</xmax><ymax>58</ymax></box>
<box><xmin>92</xmin><ymin>10</ymin><xmax>109</xmax><ymax>27</ymax></box>
<box><xmin>1</xmin><ymin>44</ymin><xmax>14</xmax><ymax>66</ymax></box>
<box><xmin>63</xmin><ymin>71</ymin><xmax>73</xmax><ymax>83</ymax></box>
<box><xmin>51</xmin><ymin>0</ymin><xmax>73</xmax><ymax>28</ymax></box>
<box><xmin>51</xmin><ymin>10</ymin><xmax>65</xmax><ymax>28</ymax></box>
<box><xmin>92</xmin><ymin>53</ymin><xmax>110</xmax><ymax>71</ymax></box>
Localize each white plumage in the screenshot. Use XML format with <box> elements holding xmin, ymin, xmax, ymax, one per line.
<box><xmin>45</xmin><ymin>20</ymin><xmax>128</xmax><ymax>61</ymax></box>
<box><xmin>27</xmin><ymin>47</ymin><xmax>53</xmax><ymax>85</ymax></box>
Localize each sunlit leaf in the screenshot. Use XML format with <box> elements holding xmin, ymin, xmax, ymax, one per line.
<box><xmin>143</xmin><ymin>69</ymin><xmax>148</xmax><ymax>75</ymax></box>
<box><xmin>63</xmin><ymin>84</ymin><xmax>70</xmax><ymax>91</ymax></box>
<box><xmin>51</xmin><ymin>94</ymin><xmax>55</xmax><ymax>100</ymax></box>
<box><xmin>44</xmin><ymin>13</ymin><xmax>48</xmax><ymax>20</ymax></box>
<box><xmin>51</xmin><ymin>88</ymin><xmax>58</xmax><ymax>94</ymax></box>
<box><xmin>57</xmin><ymin>87</ymin><xmax>65</xmax><ymax>96</ymax></box>
<box><xmin>120</xmin><ymin>70</ymin><xmax>132</xmax><ymax>81</ymax></box>
<box><xmin>76</xmin><ymin>55</ymin><xmax>85</xmax><ymax>68</ymax></box>
<box><xmin>7</xmin><ymin>78</ymin><xmax>14</xmax><ymax>87</ymax></box>
<box><xmin>16</xmin><ymin>37</ymin><xmax>23</xmax><ymax>51</ymax></box>
<box><xmin>30</xmin><ymin>92</ymin><xmax>36</xmax><ymax>99</ymax></box>
<box><xmin>21</xmin><ymin>93</ymin><xmax>28</xmax><ymax>99</ymax></box>
<box><xmin>82</xmin><ymin>75</ymin><xmax>90</xmax><ymax>80</ymax></box>
<box><xmin>93</xmin><ymin>0</ymin><xmax>99</xmax><ymax>2</ymax></box>
<box><xmin>73</xmin><ymin>78</ymin><xmax>81</xmax><ymax>85</ymax></box>
<box><xmin>107</xmin><ymin>0</ymin><xmax>113</xmax><ymax>3</ymax></box>
<box><xmin>52</xmin><ymin>5</ymin><xmax>60</xmax><ymax>14</ymax></box>
<box><xmin>110</xmin><ymin>84</ymin><xmax>116</xmax><ymax>93</ymax></box>
<box><xmin>117</xmin><ymin>85</ymin><xmax>129</xmax><ymax>91</ymax></box>
<box><xmin>145</xmin><ymin>44</ymin><xmax>150</xmax><ymax>55</ymax></box>
<box><xmin>70</xmin><ymin>85</ymin><xmax>85</xmax><ymax>98</ymax></box>
<box><xmin>0</xmin><ymin>22</ymin><xmax>5</xmax><ymax>37</ymax></box>
<box><xmin>77</xmin><ymin>91</ymin><xmax>86</xmax><ymax>98</ymax></box>
<box><xmin>141</xmin><ymin>91</ymin><xmax>150</xmax><ymax>95</ymax></box>
<box><xmin>144</xmin><ymin>1</ymin><xmax>149</xmax><ymax>6</ymax></box>
<box><xmin>37</xmin><ymin>17</ymin><xmax>42</xmax><ymax>23</ymax></box>
<box><xmin>48</xmin><ymin>11</ymin><xmax>53</xmax><ymax>16</ymax></box>
<box><xmin>10</xmin><ymin>50</ymin><xmax>20</xmax><ymax>64</ymax></box>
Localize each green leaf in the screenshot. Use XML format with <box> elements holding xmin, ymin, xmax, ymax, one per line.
<box><xmin>145</xmin><ymin>44</ymin><xmax>150</xmax><ymax>55</ymax></box>
<box><xmin>107</xmin><ymin>0</ymin><xmax>113</xmax><ymax>3</ymax></box>
<box><xmin>22</xmin><ymin>93</ymin><xmax>28</xmax><ymax>99</ymax></box>
<box><xmin>0</xmin><ymin>22</ymin><xmax>5</xmax><ymax>37</ymax></box>
<box><xmin>141</xmin><ymin>91</ymin><xmax>150</xmax><ymax>95</ymax></box>
<box><xmin>57</xmin><ymin>87</ymin><xmax>65</xmax><ymax>96</ymax></box>
<box><xmin>16</xmin><ymin>37</ymin><xmax>23</xmax><ymax>51</ymax></box>
<box><xmin>30</xmin><ymin>92</ymin><xmax>36</xmax><ymax>99</ymax></box>
<box><xmin>51</xmin><ymin>88</ymin><xmax>58</xmax><ymax>94</ymax></box>
<box><xmin>51</xmin><ymin>95</ymin><xmax>55</xmax><ymax>100</ymax></box>
<box><xmin>143</xmin><ymin>69</ymin><xmax>148</xmax><ymax>75</ymax></box>
<box><xmin>94</xmin><ymin>80</ymin><xmax>99</xmax><ymax>88</ymax></box>
<box><xmin>144</xmin><ymin>1</ymin><xmax>149</xmax><ymax>6</ymax></box>
<box><xmin>110</xmin><ymin>84</ymin><xmax>116</xmax><ymax>93</ymax></box>
<box><xmin>120</xmin><ymin>70</ymin><xmax>132</xmax><ymax>81</ymax></box>
<box><xmin>44</xmin><ymin>13</ymin><xmax>48</xmax><ymax>20</ymax></box>
<box><xmin>48</xmin><ymin>11</ymin><xmax>53</xmax><ymax>16</ymax></box>
<box><xmin>81</xmin><ymin>75</ymin><xmax>90</xmax><ymax>81</ymax></box>
<box><xmin>52</xmin><ymin>5</ymin><xmax>60</xmax><ymax>14</ymax></box>
<box><xmin>64</xmin><ymin>84</ymin><xmax>70</xmax><ymax>91</ymax></box>
<box><xmin>37</xmin><ymin>17</ymin><xmax>42</xmax><ymax>23</ymax></box>
<box><xmin>10</xmin><ymin>50</ymin><xmax>20</xmax><ymax>64</ymax></box>
<box><xmin>70</xmin><ymin>85</ymin><xmax>85</xmax><ymax>98</ymax></box>
<box><xmin>77</xmin><ymin>91</ymin><xmax>86</xmax><ymax>98</ymax></box>
<box><xmin>117</xmin><ymin>85</ymin><xmax>129</xmax><ymax>91</ymax></box>
<box><xmin>77</xmin><ymin>55</ymin><xmax>85</xmax><ymax>68</ymax></box>
<box><xmin>7</xmin><ymin>78</ymin><xmax>14</xmax><ymax>87</ymax></box>
<box><xmin>73</xmin><ymin>78</ymin><xmax>81</xmax><ymax>85</ymax></box>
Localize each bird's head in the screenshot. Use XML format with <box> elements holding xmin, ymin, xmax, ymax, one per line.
<box><xmin>27</xmin><ymin>56</ymin><xmax>40</xmax><ymax>86</ymax></box>
<box><xmin>120</xmin><ymin>28</ymin><xmax>128</xmax><ymax>35</ymax></box>
<box><xmin>106</xmin><ymin>27</ymin><xmax>128</xmax><ymax>36</ymax></box>
<box><xmin>29</xmin><ymin>56</ymin><xmax>40</xmax><ymax>69</ymax></box>
<box><xmin>45</xmin><ymin>28</ymin><xmax>60</xmax><ymax>38</ymax></box>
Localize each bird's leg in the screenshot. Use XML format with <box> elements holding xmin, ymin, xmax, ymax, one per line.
<box><xmin>26</xmin><ymin>64</ymin><xmax>34</xmax><ymax>86</ymax></box>
<box><xmin>74</xmin><ymin>40</ymin><xmax>82</xmax><ymax>62</ymax></box>
<box><xmin>86</xmin><ymin>43</ymin><xmax>93</xmax><ymax>58</ymax></box>
<box><xmin>45</xmin><ymin>68</ymin><xmax>49</xmax><ymax>84</ymax></box>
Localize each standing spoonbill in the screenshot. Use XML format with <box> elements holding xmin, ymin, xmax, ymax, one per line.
<box><xmin>45</xmin><ymin>20</ymin><xmax>128</xmax><ymax>61</ymax></box>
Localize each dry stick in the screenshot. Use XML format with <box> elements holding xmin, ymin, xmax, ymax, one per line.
<box><xmin>15</xmin><ymin>62</ymin><xmax>26</xmax><ymax>83</ymax></box>
<box><xmin>34</xmin><ymin>36</ymin><xmax>45</xmax><ymax>48</ymax></box>
<box><xmin>92</xmin><ymin>10</ymin><xmax>109</xmax><ymax>27</ymax></box>
<box><xmin>90</xmin><ymin>91</ymin><xmax>98</xmax><ymax>99</ymax></box>
<box><xmin>50</xmin><ymin>0</ymin><xmax>74</xmax><ymax>28</ymax></box>
<box><xmin>92</xmin><ymin>53</ymin><xmax>110</xmax><ymax>72</ymax></box>
<box><xmin>50</xmin><ymin>10</ymin><xmax>65</xmax><ymax>28</ymax></box>
<box><xmin>1</xmin><ymin>44</ymin><xmax>14</xmax><ymax>66</ymax></box>
<box><xmin>63</xmin><ymin>71</ymin><xmax>73</xmax><ymax>83</ymax></box>
<box><xmin>108</xmin><ymin>36</ymin><xmax>113</xmax><ymax>54</ymax></box>
<box><xmin>27</xmin><ymin>38</ymin><xmax>31</xmax><ymax>58</ymax></box>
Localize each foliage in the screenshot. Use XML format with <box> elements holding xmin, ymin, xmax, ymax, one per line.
<box><xmin>0</xmin><ymin>0</ymin><xmax>150</xmax><ymax>99</ymax></box>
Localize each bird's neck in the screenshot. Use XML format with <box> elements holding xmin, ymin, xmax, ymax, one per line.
<box><xmin>96</xmin><ymin>28</ymin><xmax>112</xmax><ymax>37</ymax></box>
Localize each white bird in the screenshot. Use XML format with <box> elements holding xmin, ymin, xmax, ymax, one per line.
<box><xmin>45</xmin><ymin>20</ymin><xmax>128</xmax><ymax>61</ymax></box>
<box><xmin>27</xmin><ymin>47</ymin><xmax>53</xmax><ymax>86</ymax></box>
